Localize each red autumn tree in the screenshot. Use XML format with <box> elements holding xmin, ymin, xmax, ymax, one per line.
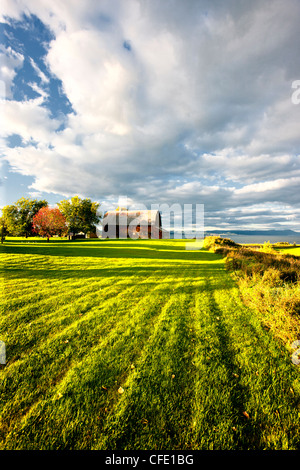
<box><xmin>32</xmin><ymin>206</ymin><xmax>67</xmax><ymax>241</ymax></box>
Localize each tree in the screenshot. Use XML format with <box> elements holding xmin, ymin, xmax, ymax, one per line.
<box><xmin>32</xmin><ymin>207</ymin><xmax>67</xmax><ymax>241</ymax></box>
<box><xmin>0</xmin><ymin>217</ymin><xmax>8</xmax><ymax>244</ymax></box>
<box><xmin>2</xmin><ymin>197</ymin><xmax>48</xmax><ymax>237</ymax></box>
<box><xmin>57</xmin><ymin>196</ymin><xmax>101</xmax><ymax>238</ymax></box>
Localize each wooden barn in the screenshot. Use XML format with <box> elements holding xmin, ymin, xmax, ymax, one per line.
<box><xmin>102</xmin><ymin>210</ymin><xmax>168</xmax><ymax>239</ymax></box>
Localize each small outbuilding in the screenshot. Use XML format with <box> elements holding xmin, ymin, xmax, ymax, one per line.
<box><xmin>68</xmin><ymin>229</ymin><xmax>98</xmax><ymax>240</ymax></box>
<box><xmin>102</xmin><ymin>210</ymin><xmax>168</xmax><ymax>239</ymax></box>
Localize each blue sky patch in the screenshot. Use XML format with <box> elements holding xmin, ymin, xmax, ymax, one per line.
<box><xmin>1</xmin><ymin>14</ymin><xmax>73</xmax><ymax>117</ymax></box>
<box><xmin>123</xmin><ymin>40</ymin><xmax>132</xmax><ymax>51</ymax></box>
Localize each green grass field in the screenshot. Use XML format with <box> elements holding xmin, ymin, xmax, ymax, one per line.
<box><xmin>278</xmin><ymin>246</ymin><xmax>300</xmax><ymax>256</ymax></box>
<box><xmin>1</xmin><ymin>238</ymin><xmax>300</xmax><ymax>450</ymax></box>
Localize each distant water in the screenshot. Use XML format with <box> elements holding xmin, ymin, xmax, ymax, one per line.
<box><xmin>219</xmin><ymin>234</ymin><xmax>300</xmax><ymax>245</ymax></box>
<box><xmin>173</xmin><ymin>232</ymin><xmax>300</xmax><ymax>245</ymax></box>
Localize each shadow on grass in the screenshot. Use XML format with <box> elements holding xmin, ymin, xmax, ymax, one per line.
<box><xmin>206</xmin><ymin>291</ymin><xmax>275</xmax><ymax>450</ymax></box>
<box><xmin>1</xmin><ymin>265</ymin><xmax>227</xmax><ymax>292</ymax></box>
<box><xmin>0</xmin><ymin>241</ymin><xmax>223</xmax><ymax>262</ymax></box>
<box><xmin>1</xmin><ymin>240</ymin><xmax>228</xmax><ymax>295</ymax></box>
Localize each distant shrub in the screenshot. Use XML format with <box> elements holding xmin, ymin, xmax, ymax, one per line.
<box><xmin>273</xmin><ymin>241</ymin><xmax>291</xmax><ymax>247</ymax></box>
<box><xmin>203</xmin><ymin>236</ymin><xmax>240</xmax><ymax>252</ymax></box>
<box><xmin>213</xmin><ymin>246</ymin><xmax>232</xmax><ymax>256</ymax></box>
<box><xmin>202</xmin><ymin>236</ymin><xmax>218</xmax><ymax>250</ymax></box>
<box><xmin>260</xmin><ymin>241</ymin><xmax>277</xmax><ymax>254</ymax></box>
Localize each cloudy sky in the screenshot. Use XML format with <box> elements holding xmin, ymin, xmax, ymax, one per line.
<box><xmin>1</xmin><ymin>0</ymin><xmax>300</xmax><ymax>231</ymax></box>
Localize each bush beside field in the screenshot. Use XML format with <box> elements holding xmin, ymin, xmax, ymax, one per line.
<box><xmin>205</xmin><ymin>237</ymin><xmax>300</xmax><ymax>347</ymax></box>
<box><xmin>203</xmin><ymin>236</ymin><xmax>240</xmax><ymax>252</ymax></box>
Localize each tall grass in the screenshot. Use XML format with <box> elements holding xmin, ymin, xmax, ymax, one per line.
<box><xmin>207</xmin><ymin>238</ymin><xmax>300</xmax><ymax>348</ymax></box>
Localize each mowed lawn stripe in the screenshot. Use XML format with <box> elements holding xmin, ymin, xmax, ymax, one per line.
<box><xmin>190</xmin><ymin>274</ymin><xmax>300</xmax><ymax>450</ymax></box>
<box><xmin>1</xmin><ymin>281</ymin><xmax>175</xmax><ymax>449</ymax></box>
<box><xmin>1</xmin><ymin>269</ymin><xmax>160</xmax><ymax>372</ymax></box>
<box><xmin>96</xmin><ymin>289</ymin><xmax>197</xmax><ymax>451</ymax></box>
<box><xmin>191</xmin><ymin>278</ymin><xmax>256</xmax><ymax>450</ymax></box>
<box><xmin>0</xmin><ymin>258</ymin><xmax>180</xmax><ymax>446</ymax></box>
<box><xmin>1</xmin><ymin>239</ymin><xmax>300</xmax><ymax>450</ymax></box>
<box><xmin>1</xmin><ymin>268</ymin><xmax>137</xmax><ymax>319</ymax></box>
<box><xmin>1</xmin><ymin>260</ymin><xmax>172</xmax><ymax>363</ymax></box>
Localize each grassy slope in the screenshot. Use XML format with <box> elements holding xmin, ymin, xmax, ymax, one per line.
<box><xmin>0</xmin><ymin>238</ymin><xmax>299</xmax><ymax>450</ymax></box>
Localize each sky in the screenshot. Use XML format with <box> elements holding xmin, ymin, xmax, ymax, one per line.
<box><xmin>1</xmin><ymin>0</ymin><xmax>300</xmax><ymax>232</ymax></box>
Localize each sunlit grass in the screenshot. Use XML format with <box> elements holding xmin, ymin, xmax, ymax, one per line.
<box><xmin>279</xmin><ymin>246</ymin><xmax>300</xmax><ymax>257</ymax></box>
<box><xmin>0</xmin><ymin>238</ymin><xmax>300</xmax><ymax>450</ymax></box>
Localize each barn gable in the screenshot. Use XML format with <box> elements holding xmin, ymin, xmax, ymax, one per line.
<box><xmin>102</xmin><ymin>210</ymin><xmax>167</xmax><ymax>239</ymax></box>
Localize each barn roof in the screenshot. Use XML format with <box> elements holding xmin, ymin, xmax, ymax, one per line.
<box><xmin>103</xmin><ymin>210</ymin><xmax>161</xmax><ymax>227</ymax></box>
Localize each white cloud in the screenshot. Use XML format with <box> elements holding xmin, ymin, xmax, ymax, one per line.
<box><xmin>1</xmin><ymin>98</ymin><xmax>61</xmax><ymax>144</ymax></box>
<box><xmin>29</xmin><ymin>57</ymin><xmax>50</xmax><ymax>84</ymax></box>
<box><xmin>1</xmin><ymin>0</ymin><xmax>300</xmax><ymax>229</ymax></box>
<box><xmin>0</xmin><ymin>45</ymin><xmax>24</xmax><ymax>98</ymax></box>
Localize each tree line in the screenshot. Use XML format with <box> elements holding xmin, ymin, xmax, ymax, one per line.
<box><xmin>0</xmin><ymin>196</ymin><xmax>101</xmax><ymax>242</ymax></box>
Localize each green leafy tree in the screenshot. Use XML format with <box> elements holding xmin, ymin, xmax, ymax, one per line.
<box><xmin>0</xmin><ymin>217</ymin><xmax>8</xmax><ymax>244</ymax></box>
<box><xmin>57</xmin><ymin>196</ymin><xmax>101</xmax><ymax>238</ymax></box>
<box><xmin>2</xmin><ymin>197</ymin><xmax>48</xmax><ymax>237</ymax></box>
